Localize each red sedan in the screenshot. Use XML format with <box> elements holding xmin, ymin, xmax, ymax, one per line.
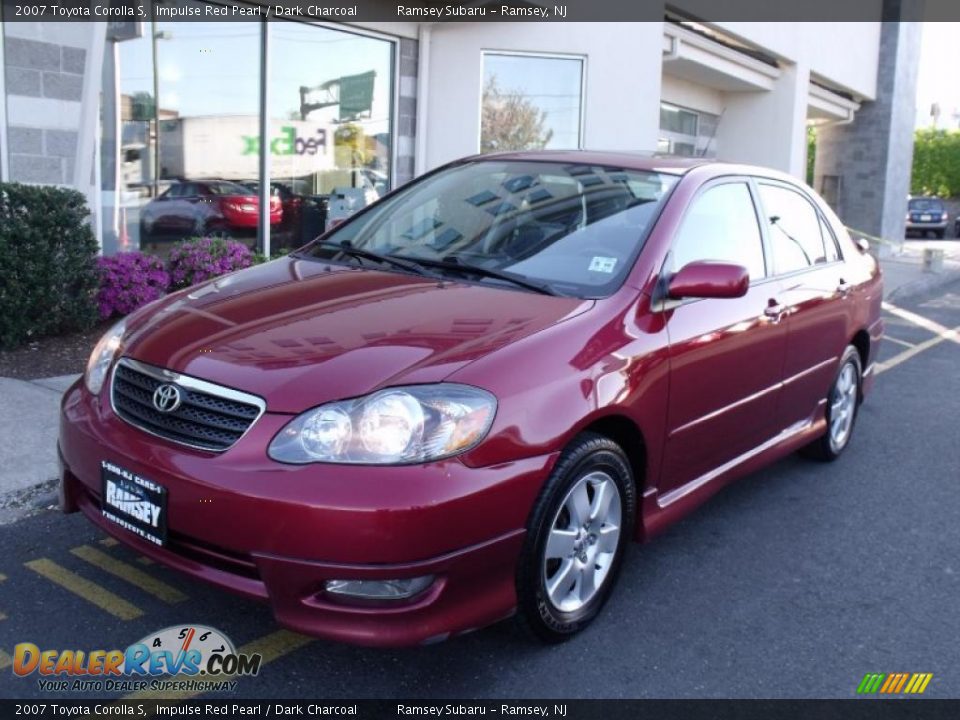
<box><xmin>60</xmin><ymin>152</ymin><xmax>883</xmax><ymax>646</ymax></box>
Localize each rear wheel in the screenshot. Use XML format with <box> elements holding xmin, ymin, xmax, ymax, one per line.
<box><xmin>935</xmin><ymin>229</ymin><xmax>946</xmax><ymax>239</ymax></box>
<box><xmin>516</xmin><ymin>433</ymin><xmax>635</xmax><ymax>643</ymax></box>
<box><xmin>801</xmin><ymin>345</ymin><xmax>862</xmax><ymax>462</ymax></box>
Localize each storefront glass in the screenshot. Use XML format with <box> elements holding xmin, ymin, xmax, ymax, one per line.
<box><xmin>99</xmin><ymin>7</ymin><xmax>395</xmax><ymax>256</ymax></box>
<box><xmin>268</xmin><ymin>22</ymin><xmax>394</xmax><ymax>250</ymax></box>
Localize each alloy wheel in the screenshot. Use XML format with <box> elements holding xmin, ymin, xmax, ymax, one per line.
<box><xmin>542</xmin><ymin>470</ymin><xmax>622</xmax><ymax>613</ymax></box>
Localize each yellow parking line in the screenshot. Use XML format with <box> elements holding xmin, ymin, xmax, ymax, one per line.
<box><xmin>123</xmin><ymin>629</ymin><xmax>314</xmax><ymax>702</ymax></box>
<box><xmin>884</xmin><ymin>301</ymin><xmax>960</xmax><ymax>343</ymax></box>
<box><xmin>0</xmin><ymin>649</ymin><xmax>11</xmax><ymax>671</ymax></box>
<box><xmin>877</xmin><ymin>324</ymin><xmax>960</xmax><ymax>375</ymax></box>
<box><xmin>137</xmin><ymin>556</ymin><xmax>154</xmax><ymax>566</ymax></box>
<box><xmin>70</xmin><ymin>545</ymin><xmax>187</xmax><ymax>604</ymax></box>
<box><xmin>100</xmin><ymin>537</ymin><xmax>119</xmax><ymax>547</ymax></box>
<box><xmin>25</xmin><ymin>559</ymin><xmax>143</xmax><ymax>620</ymax></box>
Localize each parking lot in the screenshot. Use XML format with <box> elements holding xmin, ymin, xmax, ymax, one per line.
<box><xmin>1</xmin><ymin>279</ymin><xmax>958</xmax><ymax>701</ymax></box>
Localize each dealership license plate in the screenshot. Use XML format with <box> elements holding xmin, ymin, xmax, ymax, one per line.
<box><xmin>101</xmin><ymin>461</ymin><xmax>167</xmax><ymax>546</ymax></box>
<box><xmin>920</xmin><ymin>214</ymin><xmax>933</xmax><ymax>221</ymax></box>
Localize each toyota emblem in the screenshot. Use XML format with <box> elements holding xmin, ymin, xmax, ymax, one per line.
<box><xmin>152</xmin><ymin>384</ymin><xmax>182</xmax><ymax>413</ymax></box>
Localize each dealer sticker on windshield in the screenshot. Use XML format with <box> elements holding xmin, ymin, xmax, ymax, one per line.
<box><xmin>588</xmin><ymin>256</ymin><xmax>618</xmax><ymax>273</ymax></box>
<box><xmin>101</xmin><ymin>460</ymin><xmax>167</xmax><ymax>546</ymax></box>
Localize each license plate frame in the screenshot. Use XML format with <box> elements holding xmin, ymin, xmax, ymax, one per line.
<box><xmin>101</xmin><ymin>460</ymin><xmax>167</xmax><ymax>546</ymax></box>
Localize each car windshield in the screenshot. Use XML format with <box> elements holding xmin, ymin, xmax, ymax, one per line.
<box><xmin>909</xmin><ymin>198</ymin><xmax>944</xmax><ymax>213</ymax></box>
<box><xmin>299</xmin><ymin>160</ymin><xmax>679</xmax><ymax>298</ymax></box>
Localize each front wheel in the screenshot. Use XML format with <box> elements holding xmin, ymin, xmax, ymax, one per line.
<box><xmin>801</xmin><ymin>345</ymin><xmax>862</xmax><ymax>462</ymax></box>
<box><xmin>516</xmin><ymin>433</ymin><xmax>636</xmax><ymax>643</ymax></box>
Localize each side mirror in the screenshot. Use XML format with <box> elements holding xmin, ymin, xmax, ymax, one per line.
<box><xmin>667</xmin><ymin>261</ymin><xmax>750</xmax><ymax>300</ymax></box>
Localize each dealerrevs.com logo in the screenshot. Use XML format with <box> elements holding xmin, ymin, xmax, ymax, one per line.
<box><xmin>12</xmin><ymin>625</ymin><xmax>261</xmax><ymax>693</ymax></box>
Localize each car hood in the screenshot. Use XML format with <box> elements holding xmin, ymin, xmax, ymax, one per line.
<box><xmin>123</xmin><ymin>257</ymin><xmax>592</xmax><ymax>413</ymax></box>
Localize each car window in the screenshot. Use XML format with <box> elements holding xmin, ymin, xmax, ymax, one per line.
<box><xmin>758</xmin><ymin>183</ymin><xmax>828</xmax><ymax>274</ymax></box>
<box><xmin>908</xmin><ymin>198</ymin><xmax>944</xmax><ymax>213</ymax></box>
<box><xmin>819</xmin><ymin>215</ymin><xmax>842</xmax><ymax>263</ymax></box>
<box><xmin>667</xmin><ymin>182</ymin><xmax>766</xmax><ymax>281</ymax></box>
<box><xmin>179</xmin><ymin>183</ymin><xmax>199</xmax><ymax>198</ymax></box>
<box><xmin>165</xmin><ymin>184</ymin><xmax>184</xmax><ymax>199</ymax></box>
<box><xmin>304</xmin><ymin>160</ymin><xmax>679</xmax><ymax>299</ymax></box>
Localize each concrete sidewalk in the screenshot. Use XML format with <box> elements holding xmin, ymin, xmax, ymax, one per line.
<box><xmin>1</xmin><ymin>243</ymin><xmax>959</xmax><ymax>521</ymax></box>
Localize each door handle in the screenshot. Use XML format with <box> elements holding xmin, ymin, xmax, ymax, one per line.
<box><xmin>763</xmin><ymin>300</ymin><xmax>785</xmax><ymax>322</ymax></box>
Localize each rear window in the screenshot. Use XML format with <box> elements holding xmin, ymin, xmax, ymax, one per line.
<box><xmin>203</xmin><ymin>182</ymin><xmax>253</xmax><ymax>196</ymax></box>
<box><xmin>908</xmin><ymin>198</ymin><xmax>944</xmax><ymax>213</ymax></box>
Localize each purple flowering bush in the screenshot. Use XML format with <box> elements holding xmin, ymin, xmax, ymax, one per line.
<box><xmin>168</xmin><ymin>236</ymin><xmax>253</xmax><ymax>290</ymax></box>
<box><xmin>96</xmin><ymin>252</ymin><xmax>170</xmax><ymax>320</ymax></box>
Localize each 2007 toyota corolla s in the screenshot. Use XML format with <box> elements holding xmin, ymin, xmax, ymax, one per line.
<box><xmin>59</xmin><ymin>151</ymin><xmax>883</xmax><ymax>646</ymax></box>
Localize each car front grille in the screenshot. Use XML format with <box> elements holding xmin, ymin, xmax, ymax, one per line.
<box><xmin>111</xmin><ymin>358</ymin><xmax>265</xmax><ymax>452</ymax></box>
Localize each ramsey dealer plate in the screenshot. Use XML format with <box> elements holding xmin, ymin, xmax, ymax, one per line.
<box><xmin>101</xmin><ymin>460</ymin><xmax>168</xmax><ymax>546</ymax></box>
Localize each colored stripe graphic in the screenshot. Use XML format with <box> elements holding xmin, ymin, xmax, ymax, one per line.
<box><xmin>857</xmin><ymin>673</ymin><xmax>932</xmax><ymax>695</ymax></box>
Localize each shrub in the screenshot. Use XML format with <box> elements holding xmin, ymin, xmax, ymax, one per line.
<box><xmin>96</xmin><ymin>252</ymin><xmax>170</xmax><ymax>320</ymax></box>
<box><xmin>167</xmin><ymin>236</ymin><xmax>253</xmax><ymax>290</ymax></box>
<box><xmin>0</xmin><ymin>183</ymin><xmax>100</xmax><ymax>350</ymax></box>
<box><xmin>912</xmin><ymin>128</ymin><xmax>960</xmax><ymax>197</ymax></box>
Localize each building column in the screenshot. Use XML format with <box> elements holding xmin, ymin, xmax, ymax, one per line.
<box><xmin>813</xmin><ymin>17</ymin><xmax>922</xmax><ymax>244</ymax></box>
<box><xmin>715</xmin><ymin>62</ymin><xmax>811</xmax><ymax>178</ymax></box>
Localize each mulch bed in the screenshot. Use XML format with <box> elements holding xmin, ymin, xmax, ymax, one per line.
<box><xmin>0</xmin><ymin>321</ymin><xmax>112</xmax><ymax>380</ymax></box>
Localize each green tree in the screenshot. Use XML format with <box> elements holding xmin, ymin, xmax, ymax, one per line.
<box><xmin>481</xmin><ymin>75</ymin><xmax>554</xmax><ymax>153</ymax></box>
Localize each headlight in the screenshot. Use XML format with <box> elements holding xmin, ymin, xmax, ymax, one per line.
<box><xmin>268</xmin><ymin>384</ymin><xmax>497</xmax><ymax>465</ymax></box>
<box><xmin>84</xmin><ymin>319</ymin><xmax>126</xmax><ymax>395</ymax></box>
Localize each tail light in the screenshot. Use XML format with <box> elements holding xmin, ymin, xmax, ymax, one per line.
<box><xmin>270</xmin><ymin>197</ymin><xmax>281</xmax><ymax>210</ymax></box>
<box><xmin>942</xmin><ymin>212</ymin><xmax>948</xmax><ymax>221</ymax></box>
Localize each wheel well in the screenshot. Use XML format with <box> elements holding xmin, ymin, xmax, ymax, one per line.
<box><xmin>851</xmin><ymin>330</ymin><xmax>870</xmax><ymax>370</ymax></box>
<box><xmin>582</xmin><ymin>415</ymin><xmax>647</xmax><ymax>492</ymax></box>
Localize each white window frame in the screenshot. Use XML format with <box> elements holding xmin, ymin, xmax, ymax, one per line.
<box><xmin>478</xmin><ymin>50</ymin><xmax>587</xmax><ymax>153</ymax></box>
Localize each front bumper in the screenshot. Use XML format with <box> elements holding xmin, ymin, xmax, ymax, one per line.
<box><xmin>59</xmin><ymin>380</ymin><xmax>556</xmax><ymax>646</ymax></box>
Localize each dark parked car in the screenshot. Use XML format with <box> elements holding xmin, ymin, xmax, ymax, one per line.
<box><xmin>905</xmin><ymin>197</ymin><xmax>948</xmax><ymax>238</ymax></box>
<box><xmin>61</xmin><ymin>152</ymin><xmax>883</xmax><ymax>646</ymax></box>
<box><xmin>140</xmin><ymin>180</ymin><xmax>282</xmax><ymax>240</ymax></box>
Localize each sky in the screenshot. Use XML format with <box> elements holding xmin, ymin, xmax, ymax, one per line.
<box><xmin>915</xmin><ymin>22</ymin><xmax>960</xmax><ymax>129</ymax></box>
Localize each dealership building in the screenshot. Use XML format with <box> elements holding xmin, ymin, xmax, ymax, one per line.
<box><xmin>0</xmin><ymin>8</ymin><xmax>920</xmax><ymax>254</ymax></box>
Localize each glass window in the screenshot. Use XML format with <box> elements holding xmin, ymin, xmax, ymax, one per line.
<box><xmin>660</xmin><ymin>104</ymin><xmax>698</xmax><ymax>135</ymax></box>
<box><xmin>819</xmin><ymin>216</ymin><xmax>841</xmax><ymax>263</ymax></box>
<box><xmin>667</xmin><ymin>182</ymin><xmax>766</xmax><ymax>281</ymax></box>
<box><xmin>481</xmin><ymin>53</ymin><xmax>584</xmax><ymax>153</ymax></box>
<box><xmin>758</xmin><ymin>183</ymin><xmax>828</xmax><ymax>274</ymax></box>
<box><xmin>269</xmin><ymin>22</ymin><xmax>395</xmax><ymax>249</ymax></box>
<box><xmin>99</xmin><ymin>3</ymin><xmax>261</xmax><ymax>256</ymax></box>
<box><xmin>302</xmin><ymin>161</ymin><xmax>679</xmax><ymax>299</ymax></box>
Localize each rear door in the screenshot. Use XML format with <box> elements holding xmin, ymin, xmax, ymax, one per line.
<box><xmin>754</xmin><ymin>180</ymin><xmax>851</xmax><ymax>430</ymax></box>
<box><xmin>659</xmin><ymin>179</ymin><xmax>789</xmax><ymax>496</ymax></box>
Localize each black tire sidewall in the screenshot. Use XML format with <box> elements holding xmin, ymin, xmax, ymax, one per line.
<box><xmin>517</xmin><ymin>435</ymin><xmax>636</xmax><ymax>642</ymax></box>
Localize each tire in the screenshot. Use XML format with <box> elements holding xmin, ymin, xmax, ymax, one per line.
<box><xmin>801</xmin><ymin>345</ymin><xmax>862</xmax><ymax>462</ymax></box>
<box><xmin>516</xmin><ymin>432</ymin><xmax>636</xmax><ymax>643</ymax></box>
<box><xmin>935</xmin><ymin>229</ymin><xmax>945</xmax><ymax>239</ymax></box>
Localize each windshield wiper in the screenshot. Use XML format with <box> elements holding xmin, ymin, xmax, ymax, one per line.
<box><xmin>401</xmin><ymin>255</ymin><xmax>559</xmax><ymax>296</ymax></box>
<box><xmin>314</xmin><ymin>241</ymin><xmax>438</xmax><ymax>279</ymax></box>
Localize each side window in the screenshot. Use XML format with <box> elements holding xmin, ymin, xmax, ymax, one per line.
<box><xmin>180</xmin><ymin>183</ymin><xmax>199</xmax><ymax>198</ymax></box>
<box><xmin>166</xmin><ymin>184</ymin><xmax>183</xmax><ymax>199</ymax></box>
<box><xmin>819</xmin><ymin>215</ymin><xmax>842</xmax><ymax>263</ymax></box>
<box><xmin>758</xmin><ymin>183</ymin><xmax>828</xmax><ymax>274</ymax></box>
<box><xmin>668</xmin><ymin>182</ymin><xmax>766</xmax><ymax>281</ymax></box>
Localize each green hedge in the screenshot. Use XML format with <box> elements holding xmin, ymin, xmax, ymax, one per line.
<box><xmin>911</xmin><ymin>128</ymin><xmax>960</xmax><ymax>198</ymax></box>
<box><xmin>0</xmin><ymin>183</ymin><xmax>100</xmax><ymax>350</ymax></box>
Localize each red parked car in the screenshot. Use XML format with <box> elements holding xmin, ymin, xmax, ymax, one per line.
<box><xmin>139</xmin><ymin>180</ymin><xmax>282</xmax><ymax>240</ymax></box>
<box><xmin>60</xmin><ymin>152</ymin><xmax>883</xmax><ymax>646</ymax></box>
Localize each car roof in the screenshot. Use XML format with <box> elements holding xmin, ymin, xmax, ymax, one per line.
<box><xmin>469</xmin><ymin>150</ymin><xmax>714</xmax><ymax>175</ymax></box>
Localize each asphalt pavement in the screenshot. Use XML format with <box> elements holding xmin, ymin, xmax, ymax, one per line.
<box><xmin>1</xmin><ymin>279</ymin><xmax>958</xmax><ymax>701</ymax></box>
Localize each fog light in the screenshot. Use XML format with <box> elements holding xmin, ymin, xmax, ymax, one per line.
<box><xmin>324</xmin><ymin>576</ymin><xmax>434</xmax><ymax>601</ymax></box>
